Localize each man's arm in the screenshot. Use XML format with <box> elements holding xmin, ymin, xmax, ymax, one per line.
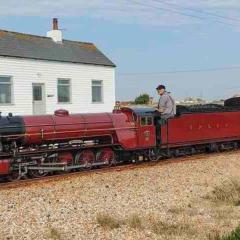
<box><xmin>155</xmin><ymin>107</ymin><xmax>165</xmax><ymax>113</ymax></box>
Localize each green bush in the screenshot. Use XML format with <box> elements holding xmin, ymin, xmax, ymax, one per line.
<box><xmin>135</xmin><ymin>93</ymin><xmax>150</xmax><ymax>105</ymax></box>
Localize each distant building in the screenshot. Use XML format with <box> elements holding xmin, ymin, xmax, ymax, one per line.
<box><xmin>179</xmin><ymin>97</ymin><xmax>206</xmax><ymax>105</ymax></box>
<box><xmin>211</xmin><ymin>99</ymin><xmax>224</xmax><ymax>105</ymax></box>
<box><xmin>149</xmin><ymin>97</ymin><xmax>154</xmax><ymax>105</ymax></box>
<box><xmin>0</xmin><ymin>18</ymin><xmax>116</xmax><ymax>115</ymax></box>
<box><xmin>119</xmin><ymin>101</ymin><xmax>133</xmax><ymax>106</ymax></box>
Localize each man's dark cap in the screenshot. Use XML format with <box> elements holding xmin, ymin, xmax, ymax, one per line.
<box><xmin>156</xmin><ymin>85</ymin><xmax>166</xmax><ymax>90</ymax></box>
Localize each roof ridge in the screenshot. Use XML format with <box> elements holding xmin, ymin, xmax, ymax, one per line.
<box><xmin>0</xmin><ymin>29</ymin><xmax>50</xmax><ymax>39</ymax></box>
<box><xmin>0</xmin><ymin>29</ymin><xmax>94</xmax><ymax>45</ymax></box>
<box><xmin>63</xmin><ymin>39</ymin><xmax>94</xmax><ymax>45</ymax></box>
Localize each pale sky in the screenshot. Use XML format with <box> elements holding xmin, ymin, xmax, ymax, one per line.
<box><xmin>0</xmin><ymin>0</ymin><xmax>240</xmax><ymax>101</ymax></box>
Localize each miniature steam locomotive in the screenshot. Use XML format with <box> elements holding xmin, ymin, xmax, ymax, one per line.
<box><xmin>0</xmin><ymin>98</ymin><xmax>240</xmax><ymax>181</ymax></box>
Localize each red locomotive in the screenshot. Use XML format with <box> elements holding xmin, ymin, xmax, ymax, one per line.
<box><xmin>0</xmin><ymin>98</ymin><xmax>240</xmax><ymax>181</ymax></box>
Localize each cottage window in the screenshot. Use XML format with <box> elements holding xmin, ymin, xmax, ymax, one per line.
<box><xmin>0</xmin><ymin>76</ymin><xmax>12</xmax><ymax>104</ymax></box>
<box><xmin>57</xmin><ymin>79</ymin><xmax>71</xmax><ymax>103</ymax></box>
<box><xmin>92</xmin><ymin>80</ymin><xmax>103</xmax><ymax>103</ymax></box>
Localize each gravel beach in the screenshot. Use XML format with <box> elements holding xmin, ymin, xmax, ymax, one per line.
<box><xmin>0</xmin><ymin>152</ymin><xmax>240</xmax><ymax>240</ymax></box>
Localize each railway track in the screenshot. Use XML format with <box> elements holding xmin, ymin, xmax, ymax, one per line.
<box><xmin>1</xmin><ymin>149</ymin><xmax>239</xmax><ymax>191</ymax></box>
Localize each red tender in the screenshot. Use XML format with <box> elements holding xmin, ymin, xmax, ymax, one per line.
<box><xmin>161</xmin><ymin>111</ymin><xmax>240</xmax><ymax>147</ymax></box>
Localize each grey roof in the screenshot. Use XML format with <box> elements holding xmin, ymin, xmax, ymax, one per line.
<box><xmin>0</xmin><ymin>30</ymin><xmax>116</xmax><ymax>67</ymax></box>
<box><xmin>122</xmin><ymin>107</ymin><xmax>156</xmax><ymax>116</ymax></box>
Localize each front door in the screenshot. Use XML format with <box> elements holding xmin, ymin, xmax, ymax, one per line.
<box><xmin>32</xmin><ymin>83</ymin><xmax>46</xmax><ymax>115</ymax></box>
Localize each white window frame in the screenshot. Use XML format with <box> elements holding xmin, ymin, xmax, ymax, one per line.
<box><xmin>91</xmin><ymin>80</ymin><xmax>104</xmax><ymax>103</ymax></box>
<box><xmin>57</xmin><ymin>78</ymin><xmax>72</xmax><ymax>104</ymax></box>
<box><xmin>0</xmin><ymin>75</ymin><xmax>13</xmax><ymax>105</ymax></box>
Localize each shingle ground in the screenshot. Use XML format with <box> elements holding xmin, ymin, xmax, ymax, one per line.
<box><xmin>0</xmin><ymin>152</ymin><xmax>239</xmax><ymax>240</ymax></box>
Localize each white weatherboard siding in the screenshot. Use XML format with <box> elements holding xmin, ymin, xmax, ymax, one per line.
<box><xmin>0</xmin><ymin>57</ymin><xmax>115</xmax><ymax>116</ymax></box>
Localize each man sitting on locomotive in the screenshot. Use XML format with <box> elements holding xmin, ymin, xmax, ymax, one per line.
<box><xmin>156</xmin><ymin>84</ymin><xmax>176</xmax><ymax>119</ymax></box>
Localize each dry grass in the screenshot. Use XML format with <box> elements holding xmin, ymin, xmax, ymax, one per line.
<box><xmin>95</xmin><ymin>177</ymin><xmax>240</xmax><ymax>238</ymax></box>
<box><xmin>212</xmin><ymin>207</ymin><xmax>235</xmax><ymax>222</ymax></box>
<box><xmin>208</xmin><ymin>230</ymin><xmax>222</xmax><ymax>240</ymax></box>
<box><xmin>96</xmin><ymin>212</ymin><xmax>196</xmax><ymax>237</ymax></box>
<box><xmin>46</xmin><ymin>227</ymin><xmax>62</xmax><ymax>240</ymax></box>
<box><xmin>127</xmin><ymin>214</ymin><xmax>143</xmax><ymax>229</ymax></box>
<box><xmin>213</xmin><ymin>225</ymin><xmax>240</xmax><ymax>240</ymax></box>
<box><xmin>207</xmin><ymin>178</ymin><xmax>240</xmax><ymax>206</ymax></box>
<box><xmin>96</xmin><ymin>213</ymin><xmax>144</xmax><ymax>230</ymax></box>
<box><xmin>168</xmin><ymin>206</ymin><xmax>185</xmax><ymax>215</ymax></box>
<box><xmin>96</xmin><ymin>213</ymin><xmax>121</xmax><ymax>229</ymax></box>
<box><xmin>150</xmin><ymin>219</ymin><xmax>196</xmax><ymax>237</ymax></box>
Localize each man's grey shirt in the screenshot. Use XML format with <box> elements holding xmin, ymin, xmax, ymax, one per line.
<box><xmin>158</xmin><ymin>92</ymin><xmax>176</xmax><ymax>117</ymax></box>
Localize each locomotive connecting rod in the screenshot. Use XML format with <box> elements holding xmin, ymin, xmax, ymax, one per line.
<box><xmin>27</xmin><ymin>162</ymin><xmax>109</xmax><ymax>172</ymax></box>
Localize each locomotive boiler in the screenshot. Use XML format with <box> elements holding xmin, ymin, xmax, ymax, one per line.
<box><xmin>0</xmin><ymin>108</ymin><xmax>137</xmax><ymax>180</ymax></box>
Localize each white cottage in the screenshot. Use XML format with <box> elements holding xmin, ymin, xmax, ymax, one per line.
<box><xmin>0</xmin><ymin>19</ymin><xmax>116</xmax><ymax>116</ymax></box>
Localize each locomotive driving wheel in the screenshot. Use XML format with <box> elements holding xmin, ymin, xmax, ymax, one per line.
<box><xmin>7</xmin><ymin>171</ymin><xmax>22</xmax><ymax>182</ymax></box>
<box><xmin>7</xmin><ymin>168</ymin><xmax>28</xmax><ymax>182</ymax></box>
<box><xmin>75</xmin><ymin>150</ymin><xmax>95</xmax><ymax>170</ymax></box>
<box><xmin>96</xmin><ymin>148</ymin><xmax>116</xmax><ymax>166</ymax></box>
<box><xmin>28</xmin><ymin>159</ymin><xmax>49</xmax><ymax>178</ymax></box>
<box><xmin>29</xmin><ymin>169</ymin><xmax>48</xmax><ymax>178</ymax></box>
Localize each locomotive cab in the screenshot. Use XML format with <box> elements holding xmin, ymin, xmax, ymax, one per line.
<box><xmin>138</xmin><ymin>114</ymin><xmax>156</xmax><ymax>148</ymax></box>
<box><xmin>119</xmin><ymin>107</ymin><xmax>157</xmax><ymax>148</ymax></box>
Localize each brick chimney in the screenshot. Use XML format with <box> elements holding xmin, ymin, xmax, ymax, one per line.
<box><xmin>47</xmin><ymin>18</ymin><xmax>62</xmax><ymax>43</ymax></box>
<box><xmin>53</xmin><ymin>18</ymin><xmax>58</xmax><ymax>30</ymax></box>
